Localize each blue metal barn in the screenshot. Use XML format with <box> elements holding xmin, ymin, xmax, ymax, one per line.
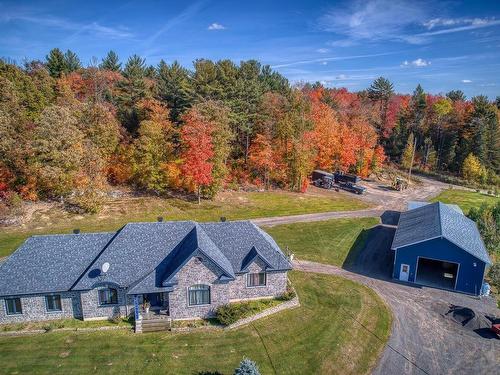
<box><xmin>391</xmin><ymin>202</ymin><xmax>491</xmax><ymax>295</ymax></box>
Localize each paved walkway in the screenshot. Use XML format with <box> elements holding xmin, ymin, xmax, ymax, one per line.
<box><xmin>293</xmin><ymin>259</ymin><xmax>500</xmax><ymax>375</ymax></box>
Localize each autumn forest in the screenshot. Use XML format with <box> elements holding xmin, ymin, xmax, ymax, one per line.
<box><xmin>1</xmin><ymin>49</ymin><xmax>499</xmax><ymax>212</ymax></box>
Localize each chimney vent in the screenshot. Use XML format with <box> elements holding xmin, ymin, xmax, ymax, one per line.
<box><xmin>73</xmin><ymin>229</ymin><xmax>80</xmax><ymax>234</ymax></box>
<box><xmin>220</xmin><ymin>216</ymin><xmax>227</xmax><ymax>222</ymax></box>
<box><xmin>157</xmin><ymin>216</ymin><xmax>164</xmax><ymax>222</ymax></box>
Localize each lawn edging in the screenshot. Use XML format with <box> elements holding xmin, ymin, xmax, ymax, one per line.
<box><xmin>225</xmin><ymin>293</ymin><xmax>300</xmax><ymax>330</ymax></box>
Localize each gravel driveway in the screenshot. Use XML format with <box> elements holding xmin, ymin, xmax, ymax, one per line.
<box><xmin>253</xmin><ymin>175</ymin><xmax>451</xmax><ymax>227</ymax></box>
<box><xmin>293</xmin><ymin>225</ymin><xmax>500</xmax><ymax>375</ymax></box>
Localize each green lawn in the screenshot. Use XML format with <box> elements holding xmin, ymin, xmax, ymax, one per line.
<box><xmin>0</xmin><ymin>272</ymin><xmax>391</xmax><ymax>375</ymax></box>
<box><xmin>264</xmin><ymin>217</ymin><xmax>380</xmax><ymax>266</ymax></box>
<box><xmin>0</xmin><ymin>191</ymin><xmax>369</xmax><ymax>257</ymax></box>
<box><xmin>431</xmin><ymin>189</ymin><xmax>499</xmax><ymax>214</ymax></box>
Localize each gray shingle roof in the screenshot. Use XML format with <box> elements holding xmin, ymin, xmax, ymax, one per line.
<box><xmin>0</xmin><ymin>220</ymin><xmax>291</xmax><ymax>297</ymax></box>
<box><xmin>408</xmin><ymin>201</ymin><xmax>464</xmax><ymax>215</ymax></box>
<box><xmin>0</xmin><ymin>233</ymin><xmax>114</xmax><ymax>297</ymax></box>
<box><xmin>392</xmin><ymin>202</ymin><xmax>491</xmax><ymax>264</ymax></box>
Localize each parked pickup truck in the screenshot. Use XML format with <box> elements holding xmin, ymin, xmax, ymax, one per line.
<box><xmin>339</xmin><ymin>181</ymin><xmax>366</xmax><ymax>195</ymax></box>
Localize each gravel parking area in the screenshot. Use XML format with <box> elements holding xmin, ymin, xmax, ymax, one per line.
<box><xmin>294</xmin><ymin>224</ymin><xmax>500</xmax><ymax>375</ymax></box>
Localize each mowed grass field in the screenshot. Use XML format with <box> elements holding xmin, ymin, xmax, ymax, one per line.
<box><xmin>431</xmin><ymin>189</ymin><xmax>499</xmax><ymax>214</ymax></box>
<box><xmin>264</xmin><ymin>217</ymin><xmax>380</xmax><ymax>266</ymax></box>
<box><xmin>0</xmin><ymin>272</ymin><xmax>391</xmax><ymax>375</ymax></box>
<box><xmin>0</xmin><ymin>191</ymin><xmax>369</xmax><ymax>257</ymax></box>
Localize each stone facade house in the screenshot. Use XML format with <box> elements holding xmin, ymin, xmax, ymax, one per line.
<box><xmin>0</xmin><ymin>221</ymin><xmax>292</xmax><ymax>324</ymax></box>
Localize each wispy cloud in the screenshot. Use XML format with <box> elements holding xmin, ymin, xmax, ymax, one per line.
<box><xmin>271</xmin><ymin>51</ymin><xmax>399</xmax><ymax>69</ymax></box>
<box><xmin>461</xmin><ymin>79</ymin><xmax>472</xmax><ymax>83</ymax></box>
<box><xmin>0</xmin><ymin>12</ymin><xmax>132</xmax><ymax>39</ymax></box>
<box><xmin>319</xmin><ymin>0</ymin><xmax>428</xmax><ymax>44</ymax></box>
<box><xmin>416</xmin><ymin>19</ymin><xmax>500</xmax><ymax>37</ymax></box>
<box><xmin>146</xmin><ymin>0</ymin><xmax>205</xmax><ymax>45</ymax></box>
<box><xmin>316</xmin><ymin>48</ymin><xmax>329</xmax><ymax>53</ymax></box>
<box><xmin>208</xmin><ymin>22</ymin><xmax>225</xmax><ymax>30</ymax></box>
<box><xmin>401</xmin><ymin>58</ymin><xmax>431</xmax><ymax>67</ymax></box>
<box><xmin>423</xmin><ymin>17</ymin><xmax>494</xmax><ymax>30</ymax></box>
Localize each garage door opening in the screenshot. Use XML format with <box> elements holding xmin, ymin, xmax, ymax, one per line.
<box><xmin>416</xmin><ymin>257</ymin><xmax>458</xmax><ymax>290</ymax></box>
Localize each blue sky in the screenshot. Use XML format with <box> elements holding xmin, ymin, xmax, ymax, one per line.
<box><xmin>1</xmin><ymin>0</ymin><xmax>499</xmax><ymax>98</ymax></box>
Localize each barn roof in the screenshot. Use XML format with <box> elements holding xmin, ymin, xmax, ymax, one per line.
<box><xmin>0</xmin><ymin>221</ymin><xmax>291</xmax><ymax>297</ymax></box>
<box><xmin>392</xmin><ymin>202</ymin><xmax>491</xmax><ymax>264</ymax></box>
<box><xmin>407</xmin><ymin>201</ymin><xmax>463</xmax><ymax>215</ymax></box>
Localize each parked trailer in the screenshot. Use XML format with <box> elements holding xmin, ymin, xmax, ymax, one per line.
<box><xmin>333</xmin><ymin>172</ymin><xmax>361</xmax><ymax>184</ymax></box>
<box><xmin>311</xmin><ymin>170</ymin><xmax>334</xmax><ymax>189</ymax></box>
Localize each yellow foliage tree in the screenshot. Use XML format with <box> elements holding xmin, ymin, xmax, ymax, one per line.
<box><xmin>461</xmin><ymin>153</ymin><xmax>484</xmax><ymax>182</ymax></box>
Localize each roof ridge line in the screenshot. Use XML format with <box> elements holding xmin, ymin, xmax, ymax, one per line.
<box><xmin>437</xmin><ymin>202</ymin><xmax>443</xmax><ymax>237</ymax></box>
<box><xmin>69</xmin><ymin>226</ymin><xmax>125</xmax><ymax>291</ymax></box>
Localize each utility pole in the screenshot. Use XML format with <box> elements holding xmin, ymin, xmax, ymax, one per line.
<box><xmin>408</xmin><ymin>136</ymin><xmax>417</xmax><ymax>183</ymax></box>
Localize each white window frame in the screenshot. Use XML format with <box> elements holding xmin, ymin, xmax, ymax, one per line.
<box><xmin>45</xmin><ymin>294</ymin><xmax>63</xmax><ymax>313</ymax></box>
<box><xmin>246</xmin><ymin>272</ymin><xmax>267</xmax><ymax>288</ymax></box>
<box><xmin>187</xmin><ymin>284</ymin><xmax>211</xmax><ymax>307</ymax></box>
<box><xmin>4</xmin><ymin>297</ymin><xmax>23</xmax><ymax>315</ymax></box>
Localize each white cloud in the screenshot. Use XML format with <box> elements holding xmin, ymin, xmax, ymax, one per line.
<box><xmin>400</xmin><ymin>58</ymin><xmax>430</xmax><ymax>67</ymax></box>
<box><xmin>328</xmin><ymin>39</ymin><xmax>357</xmax><ymax>47</ymax></box>
<box><xmin>461</xmin><ymin>79</ymin><xmax>472</xmax><ymax>83</ymax></box>
<box><xmin>319</xmin><ymin>0</ymin><xmax>428</xmax><ymax>44</ymax></box>
<box><xmin>423</xmin><ymin>17</ymin><xmax>493</xmax><ymax>30</ymax></box>
<box><xmin>208</xmin><ymin>22</ymin><xmax>225</xmax><ymax>30</ymax></box>
<box><xmin>316</xmin><ymin>48</ymin><xmax>329</xmax><ymax>53</ymax></box>
<box><xmin>270</xmin><ymin>51</ymin><xmax>397</xmax><ymax>68</ymax></box>
<box><xmin>320</xmin><ymin>61</ymin><xmax>328</xmax><ymax>65</ymax></box>
<box><xmin>416</xmin><ymin>18</ymin><xmax>500</xmax><ymax>37</ymax></box>
<box><xmin>1</xmin><ymin>12</ymin><xmax>133</xmax><ymax>39</ymax></box>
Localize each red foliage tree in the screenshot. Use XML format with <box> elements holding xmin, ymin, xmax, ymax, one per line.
<box><xmin>180</xmin><ymin>109</ymin><xmax>214</xmax><ymax>203</ymax></box>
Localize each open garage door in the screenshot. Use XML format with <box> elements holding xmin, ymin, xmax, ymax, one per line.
<box><xmin>415</xmin><ymin>257</ymin><xmax>458</xmax><ymax>290</ymax></box>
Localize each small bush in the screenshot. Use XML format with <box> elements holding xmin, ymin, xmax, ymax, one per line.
<box><xmin>215</xmin><ymin>299</ymin><xmax>280</xmax><ymax>325</ymax></box>
<box><xmin>234</xmin><ymin>358</ymin><xmax>260</xmax><ymax>375</ymax></box>
<box><xmin>216</xmin><ymin>304</ymin><xmax>245</xmax><ymax>325</ymax></box>
<box><xmin>277</xmin><ymin>288</ymin><xmax>296</xmax><ymax>301</ymax></box>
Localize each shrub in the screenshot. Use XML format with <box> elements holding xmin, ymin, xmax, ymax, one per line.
<box><xmin>216</xmin><ymin>303</ymin><xmax>246</xmax><ymax>325</ymax></box>
<box><xmin>215</xmin><ymin>299</ymin><xmax>280</xmax><ymax>325</ymax></box>
<box><xmin>277</xmin><ymin>287</ymin><xmax>296</xmax><ymax>301</ymax></box>
<box><xmin>234</xmin><ymin>358</ymin><xmax>260</xmax><ymax>375</ymax></box>
<box><xmin>489</xmin><ymin>263</ymin><xmax>500</xmax><ymax>290</ymax></box>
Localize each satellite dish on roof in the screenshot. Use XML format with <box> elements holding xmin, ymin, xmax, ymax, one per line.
<box><xmin>101</xmin><ymin>262</ymin><xmax>110</xmax><ymax>274</ymax></box>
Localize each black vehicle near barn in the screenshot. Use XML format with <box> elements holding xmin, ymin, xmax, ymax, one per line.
<box><xmin>311</xmin><ymin>170</ymin><xmax>365</xmax><ymax>194</ymax></box>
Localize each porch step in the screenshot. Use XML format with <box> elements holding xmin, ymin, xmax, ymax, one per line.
<box><xmin>141</xmin><ymin>319</ymin><xmax>171</xmax><ymax>332</ymax></box>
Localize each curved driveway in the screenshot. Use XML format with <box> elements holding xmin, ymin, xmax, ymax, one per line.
<box><xmin>293</xmin><ymin>233</ymin><xmax>500</xmax><ymax>375</ymax></box>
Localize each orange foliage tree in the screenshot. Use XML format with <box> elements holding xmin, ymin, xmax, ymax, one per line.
<box><xmin>180</xmin><ymin>109</ymin><xmax>214</xmax><ymax>203</ymax></box>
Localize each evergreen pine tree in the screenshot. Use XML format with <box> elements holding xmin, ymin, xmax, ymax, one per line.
<box><xmin>234</xmin><ymin>358</ymin><xmax>260</xmax><ymax>375</ymax></box>
<box><xmin>63</xmin><ymin>50</ymin><xmax>81</xmax><ymax>73</ymax></box>
<box><xmin>157</xmin><ymin>60</ymin><xmax>193</xmax><ymax>123</ymax></box>
<box><xmin>100</xmin><ymin>50</ymin><xmax>121</xmax><ymax>71</ymax></box>
<box><xmin>45</xmin><ymin>48</ymin><xmax>66</xmax><ymax>78</ymax></box>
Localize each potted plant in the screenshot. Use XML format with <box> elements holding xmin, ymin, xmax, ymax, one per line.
<box><xmin>143</xmin><ymin>299</ymin><xmax>151</xmax><ymax>314</ymax></box>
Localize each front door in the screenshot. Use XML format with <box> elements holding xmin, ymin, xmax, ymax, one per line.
<box><xmin>399</xmin><ymin>264</ymin><xmax>410</xmax><ymax>281</ymax></box>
